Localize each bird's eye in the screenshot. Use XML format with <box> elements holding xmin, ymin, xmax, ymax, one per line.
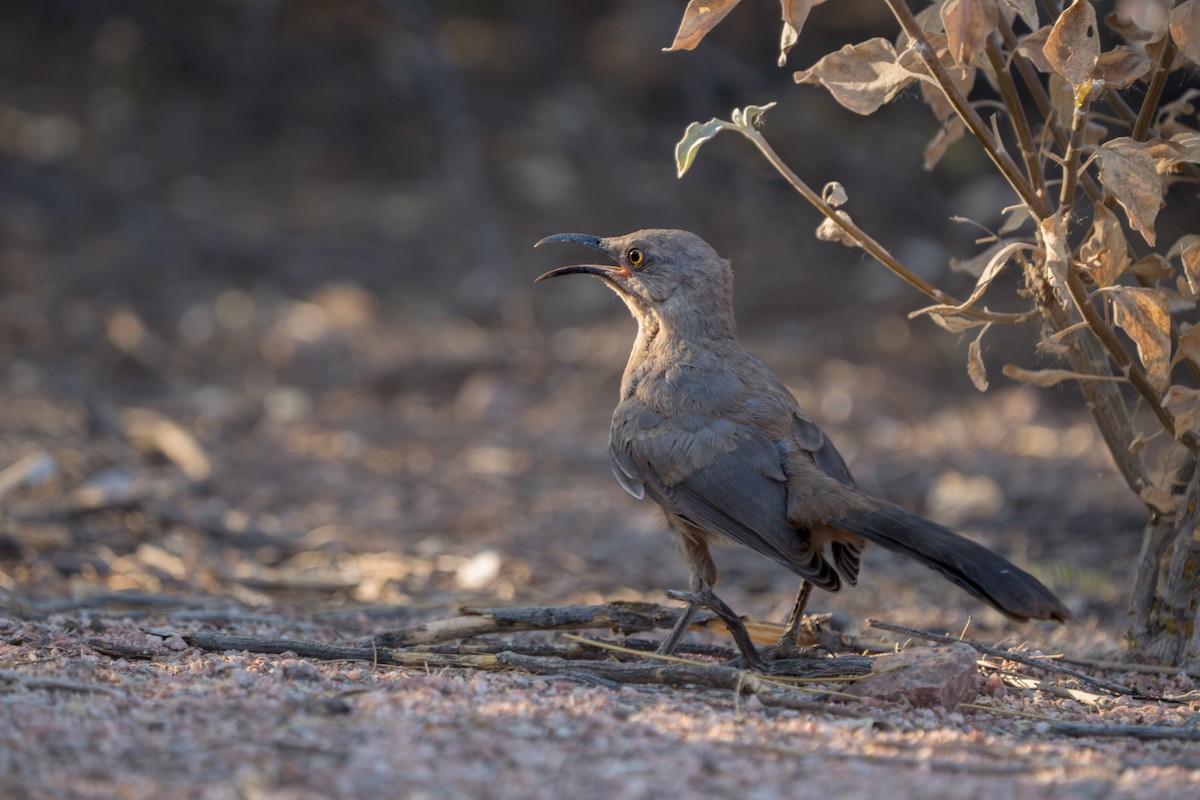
<box><xmin>627</xmin><ymin>248</ymin><xmax>645</xmax><ymax>266</ymax></box>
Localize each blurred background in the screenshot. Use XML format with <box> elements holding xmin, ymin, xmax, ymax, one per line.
<box><xmin>0</xmin><ymin>1</ymin><xmax>1159</xmax><ymax>647</ymax></box>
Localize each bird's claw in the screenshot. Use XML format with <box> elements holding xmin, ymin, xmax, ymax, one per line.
<box><xmin>664</xmin><ymin>587</ymin><xmax>768</xmax><ymax>673</ymax></box>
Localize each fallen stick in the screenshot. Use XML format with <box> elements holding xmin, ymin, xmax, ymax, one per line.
<box><xmin>1047</xmin><ymin>720</ymin><xmax>1200</xmax><ymax>741</ymax></box>
<box><xmin>371</xmin><ymin>601</ymin><xmax>695</xmax><ymax>647</ymax></box>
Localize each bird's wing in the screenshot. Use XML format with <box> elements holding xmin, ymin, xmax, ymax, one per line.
<box><xmin>610</xmin><ymin>426</ymin><xmax>840</xmax><ymax>589</ymax></box>
<box><xmin>793</xmin><ymin>413</ymin><xmax>857</xmax><ymax>486</ymax></box>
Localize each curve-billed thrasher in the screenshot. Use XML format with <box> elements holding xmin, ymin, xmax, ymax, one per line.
<box><xmin>535</xmin><ymin>229</ymin><xmax>1069</xmax><ymax>665</ymax></box>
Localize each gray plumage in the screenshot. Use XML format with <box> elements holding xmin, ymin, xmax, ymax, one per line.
<box><xmin>536</xmin><ymin>229</ymin><xmax>1069</xmax><ymax>653</ymax></box>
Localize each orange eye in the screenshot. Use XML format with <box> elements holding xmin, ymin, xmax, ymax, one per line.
<box><xmin>627</xmin><ymin>248</ymin><xmax>645</xmax><ymax>266</ymax></box>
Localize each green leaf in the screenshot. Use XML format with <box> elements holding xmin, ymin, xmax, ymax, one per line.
<box><xmin>675</xmin><ymin>118</ymin><xmax>733</xmax><ymax>178</ymax></box>
<box><xmin>675</xmin><ymin>104</ymin><xmax>775</xmax><ymax>177</ymax></box>
<box><xmin>730</xmin><ymin>102</ymin><xmax>777</xmax><ymax>127</ymax></box>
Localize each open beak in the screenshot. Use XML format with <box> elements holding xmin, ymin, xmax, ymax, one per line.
<box><xmin>533</xmin><ymin>233</ymin><xmax>630</xmax><ymax>282</ymax></box>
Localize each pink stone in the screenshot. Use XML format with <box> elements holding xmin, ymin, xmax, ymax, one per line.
<box><xmin>846</xmin><ymin>642</ymin><xmax>980</xmax><ymax>709</ymax></box>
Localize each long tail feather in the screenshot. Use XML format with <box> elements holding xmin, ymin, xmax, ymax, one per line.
<box><xmin>834</xmin><ymin>504</ymin><xmax>1070</xmax><ymax>622</ymax></box>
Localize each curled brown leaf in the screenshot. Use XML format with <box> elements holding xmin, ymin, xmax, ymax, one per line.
<box><xmin>1038</xmin><ymin>210</ymin><xmax>1071</xmax><ymax>305</ymax></box>
<box><xmin>1002</xmin><ymin>364</ymin><xmax>1126</xmax><ymax>387</ymax></box>
<box><xmin>1170</xmin><ymin>234</ymin><xmax>1200</xmax><ymax>295</ymax></box>
<box><xmin>968</xmin><ymin>322</ymin><xmax>992</xmax><ymax>391</ymax></box>
<box><xmin>779</xmin><ymin>0</ymin><xmax>815</xmax><ymax>66</ymax></box>
<box><xmin>1080</xmin><ymin>202</ymin><xmax>1128</xmax><ymax>287</ymax></box>
<box><xmin>666</xmin><ymin>0</ymin><xmax>743</xmax><ymax>52</ymax></box>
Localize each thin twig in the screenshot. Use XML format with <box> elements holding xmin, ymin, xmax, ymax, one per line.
<box><xmin>1131</xmin><ymin>12</ymin><xmax>1180</xmax><ymax>142</ymax></box>
<box><xmin>881</xmin><ymin>0</ymin><xmax>1048</xmax><ymax>218</ymax></box>
<box><xmin>739</xmin><ymin>127</ymin><xmax>1036</xmax><ymax>324</ymax></box>
<box><xmin>371</xmin><ymin>602</ymin><xmax>690</xmax><ymax>648</ymax></box>
<box><xmin>984</xmin><ymin>33</ymin><xmax>1046</xmax><ymax>205</ymax></box>
<box><xmin>995</xmin><ymin>14</ymin><xmax>1106</xmax><ymax>204</ymax></box>
<box><xmin>1058</xmin><ymin>91</ymin><xmax>1092</xmax><ymax>208</ymax></box>
<box><xmin>0</xmin><ymin>669</ymin><xmax>121</xmax><ymax>695</ymax></box>
<box><xmin>1058</xmin><ymin>653</ymin><xmax>1200</xmax><ymax>681</ymax></box>
<box><xmin>1050</xmin><ymin>720</ymin><xmax>1200</xmax><ymax>741</ymax></box>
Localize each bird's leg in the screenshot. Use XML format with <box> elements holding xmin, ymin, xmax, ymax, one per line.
<box><xmin>772</xmin><ymin>580</ymin><xmax>813</xmax><ymax>658</ymax></box>
<box><xmin>665</xmin><ymin>581</ymin><xmax>768</xmax><ymax>672</ymax></box>
<box><xmin>656</xmin><ymin>531</ymin><xmax>715</xmax><ymax>656</ymax></box>
<box><xmin>657</xmin><ymin>527</ymin><xmax>720</xmax><ymax>662</ymax></box>
<box><xmin>655</xmin><ymin>601</ymin><xmax>700</xmax><ymax>657</ymax></box>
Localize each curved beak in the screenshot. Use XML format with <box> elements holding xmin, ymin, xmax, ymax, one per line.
<box><xmin>533</xmin><ymin>232</ymin><xmax>629</xmax><ymax>282</ymax></box>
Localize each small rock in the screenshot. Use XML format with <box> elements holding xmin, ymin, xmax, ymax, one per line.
<box><xmin>280</xmin><ymin>658</ymin><xmax>323</xmax><ymax>682</ymax></box>
<box><xmin>846</xmin><ymin>642</ymin><xmax>980</xmax><ymax>709</ymax></box>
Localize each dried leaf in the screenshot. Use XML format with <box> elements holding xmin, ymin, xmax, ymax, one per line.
<box><xmin>1147</xmin><ymin>132</ymin><xmax>1200</xmax><ymax>173</ymax></box>
<box><xmin>1093</xmin><ymin>46</ymin><xmax>1152</xmax><ymax>88</ymax></box>
<box><xmin>899</xmin><ymin>34</ymin><xmax>978</xmax><ymax>121</ymax></box>
<box><xmin>1107</xmin><ymin>286</ymin><xmax>1172</xmax><ymax>391</ymax></box>
<box><xmin>1105</xmin><ymin>5</ymin><xmax>1170</xmax><ymax>45</ymax></box>
<box><xmin>779</xmin><ymin>0</ymin><xmax>815</xmax><ymax>66</ymax></box>
<box><xmin>794</xmin><ymin>38</ymin><xmax>918</xmax><ymax>115</ymax></box>
<box><xmin>909</xmin><ymin>1</ymin><xmax>947</xmax><ymax>37</ymax></box>
<box><xmin>941</xmin><ymin>0</ymin><xmax>999</xmax><ymax>66</ymax></box>
<box><xmin>1079</xmin><ymin>202</ymin><xmax>1128</xmax><ymax>287</ymax></box>
<box><xmin>1171</xmin><ymin>234</ymin><xmax>1200</xmax><ymax>294</ymax></box>
<box><xmin>1016</xmin><ymin>25</ymin><xmax>1054</xmax><ymax>72</ymax></box>
<box><xmin>823</xmin><ymin>181</ymin><xmax>848</xmax><ymax>207</ymax></box>
<box><xmin>1140</xmin><ymin>484</ymin><xmax>1180</xmax><ymax>514</ymax></box>
<box><xmin>1165</xmin><ymin>286</ymin><xmax>1197</xmax><ymax>313</ymax></box>
<box><xmin>666</xmin><ymin>0</ymin><xmax>743</xmax><ymax>52</ymax></box>
<box><xmin>815</xmin><ymin>210</ymin><xmax>858</xmax><ymax>246</ymax></box>
<box><xmin>1172</xmin><ymin>0</ymin><xmax>1200</xmax><ymax>66</ymax></box>
<box><xmin>1037</xmin><ymin>209</ymin><xmax>1071</xmax><ymax>304</ymax></box>
<box><xmin>1162</xmin><ymin>385</ymin><xmax>1200</xmax><ymax>441</ymax></box>
<box><xmin>1002</xmin><ymin>364</ymin><xmax>1125</xmax><ymax>387</ymax></box>
<box><xmin>924</xmin><ymin>116</ymin><xmax>967</xmax><ymax>170</ymax></box>
<box><xmin>968</xmin><ymin>322</ymin><xmax>993</xmax><ymax>391</ymax></box>
<box><xmin>1129</xmin><ymin>253</ymin><xmax>1172</xmax><ymax>281</ymax></box>
<box><xmin>1002</xmin><ymin>0</ymin><xmax>1040</xmax><ymax>31</ymax></box>
<box><xmin>1172</xmin><ymin>131</ymin><xmax>1200</xmax><ymax>162</ymax></box>
<box><xmin>912</xmin><ymin>241</ymin><xmax>1030</xmax><ymax>317</ymax></box>
<box><xmin>1048</xmin><ymin>72</ymin><xmax>1074</xmax><ymax>129</ymax></box>
<box><xmin>999</xmin><ymin>204</ymin><xmax>1034</xmax><ymax>235</ymax></box>
<box><xmin>1043</xmin><ymin>0</ymin><xmax>1099</xmax><ymax>87</ymax></box>
<box><xmin>1094</xmin><ymin>137</ymin><xmax>1164</xmax><ymax>246</ymax></box>
<box><xmin>1157</xmin><ymin>88</ymin><xmax>1200</xmax><ymax>136</ymax></box>
<box><xmin>950</xmin><ymin>240</ymin><xmax>1006</xmax><ymax>277</ymax></box>
<box><xmin>1172</xmin><ymin>324</ymin><xmax>1200</xmax><ymax>368</ymax></box>
<box><xmin>928</xmin><ymin>313</ymin><xmax>988</xmax><ymax>333</ymax></box>
<box><xmin>1084</xmin><ymin>120</ymin><xmax>1109</xmax><ymax>146</ymax></box>
<box><xmin>1128</xmin><ymin>430</ymin><xmax>1151</xmax><ymax>454</ymax></box>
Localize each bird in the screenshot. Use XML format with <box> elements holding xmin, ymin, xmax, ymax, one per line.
<box><xmin>534</xmin><ymin>229</ymin><xmax>1069</xmax><ymax>666</ymax></box>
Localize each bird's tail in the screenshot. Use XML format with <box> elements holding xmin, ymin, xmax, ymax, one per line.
<box><xmin>833</xmin><ymin>504</ymin><xmax>1070</xmax><ymax>622</ymax></box>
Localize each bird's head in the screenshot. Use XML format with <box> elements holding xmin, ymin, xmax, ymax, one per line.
<box><xmin>534</xmin><ymin>229</ymin><xmax>736</xmax><ymax>338</ymax></box>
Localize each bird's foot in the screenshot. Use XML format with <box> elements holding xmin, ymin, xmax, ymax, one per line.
<box><xmin>665</xmin><ymin>587</ymin><xmax>767</xmax><ymax>673</ymax></box>
<box><xmin>767</xmin><ymin>610</ymin><xmax>838</xmax><ymax>660</ymax></box>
